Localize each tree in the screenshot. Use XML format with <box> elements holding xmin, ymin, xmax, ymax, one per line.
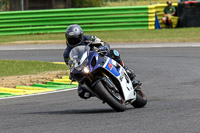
<box><xmin>0</xmin><ymin>0</ymin><xmax>9</xmax><ymax>11</ymax></box>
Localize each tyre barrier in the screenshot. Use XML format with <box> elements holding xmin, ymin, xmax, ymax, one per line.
<box><xmin>0</xmin><ymin>75</ymin><xmax>78</xmax><ymax>98</ymax></box>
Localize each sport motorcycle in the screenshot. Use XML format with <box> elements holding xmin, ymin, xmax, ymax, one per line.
<box><xmin>68</xmin><ymin>44</ymin><xmax>147</xmax><ymax>112</ymax></box>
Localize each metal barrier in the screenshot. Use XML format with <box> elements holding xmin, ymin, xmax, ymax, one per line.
<box><xmin>0</xmin><ymin>6</ymin><xmax>155</xmax><ymax>35</ymax></box>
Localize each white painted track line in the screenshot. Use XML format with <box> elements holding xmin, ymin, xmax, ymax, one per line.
<box><xmin>0</xmin><ymin>42</ymin><xmax>200</xmax><ymax>51</ymax></box>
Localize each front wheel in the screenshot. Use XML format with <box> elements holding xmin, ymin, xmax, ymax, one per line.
<box><xmin>94</xmin><ymin>81</ymin><xmax>126</xmax><ymax>112</ymax></box>
<box><xmin>131</xmin><ymin>88</ymin><xmax>147</xmax><ymax>108</ymax></box>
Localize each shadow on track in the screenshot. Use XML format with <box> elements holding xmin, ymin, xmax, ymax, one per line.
<box><xmin>24</xmin><ymin>108</ymin><xmax>134</xmax><ymax>115</ymax></box>
<box><xmin>25</xmin><ymin>108</ymin><xmax>117</xmax><ymax>115</ymax></box>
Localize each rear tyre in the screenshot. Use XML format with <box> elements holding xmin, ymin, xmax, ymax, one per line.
<box><xmin>94</xmin><ymin>81</ymin><xmax>126</xmax><ymax>112</ymax></box>
<box><xmin>131</xmin><ymin>88</ymin><xmax>147</xmax><ymax>108</ymax></box>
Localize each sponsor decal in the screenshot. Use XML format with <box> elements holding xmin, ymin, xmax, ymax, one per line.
<box><xmin>119</xmin><ymin>71</ymin><xmax>129</xmax><ymax>83</ymax></box>
<box><xmin>108</xmin><ymin>62</ymin><xmax>113</xmax><ymax>70</ymax></box>
<box><xmin>119</xmin><ymin>75</ymin><xmax>123</xmax><ymax>81</ymax></box>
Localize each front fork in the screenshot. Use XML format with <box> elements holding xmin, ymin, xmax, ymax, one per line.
<box><xmin>82</xmin><ymin>75</ymin><xmax>121</xmax><ymax>101</ymax></box>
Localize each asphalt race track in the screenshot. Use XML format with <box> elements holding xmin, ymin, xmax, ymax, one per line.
<box><xmin>0</xmin><ymin>43</ymin><xmax>200</xmax><ymax>133</ymax></box>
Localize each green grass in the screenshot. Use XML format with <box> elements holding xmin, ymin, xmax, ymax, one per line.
<box><xmin>0</xmin><ymin>60</ymin><xmax>68</xmax><ymax>77</ymax></box>
<box><xmin>0</xmin><ymin>33</ymin><xmax>66</xmax><ymax>43</ymax></box>
<box><xmin>91</xmin><ymin>28</ymin><xmax>200</xmax><ymax>43</ymax></box>
<box><xmin>0</xmin><ymin>28</ymin><xmax>200</xmax><ymax>44</ymax></box>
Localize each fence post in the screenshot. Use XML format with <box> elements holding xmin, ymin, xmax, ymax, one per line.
<box><xmin>21</xmin><ymin>0</ymin><xmax>24</xmax><ymax>11</ymax></box>
<box><xmin>102</xmin><ymin>0</ymin><xmax>104</xmax><ymax>6</ymax></box>
<box><xmin>1</xmin><ymin>0</ymin><xmax>3</xmax><ymax>11</ymax></box>
<box><xmin>134</xmin><ymin>0</ymin><xmax>137</xmax><ymax>5</ymax></box>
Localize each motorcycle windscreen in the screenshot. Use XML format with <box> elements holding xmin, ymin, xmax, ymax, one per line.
<box><xmin>69</xmin><ymin>45</ymin><xmax>90</xmax><ymax>68</ymax></box>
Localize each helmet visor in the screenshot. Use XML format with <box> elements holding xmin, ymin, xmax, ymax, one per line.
<box><xmin>67</xmin><ymin>36</ymin><xmax>82</xmax><ymax>46</ymax></box>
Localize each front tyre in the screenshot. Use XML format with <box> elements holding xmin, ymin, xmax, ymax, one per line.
<box><xmin>131</xmin><ymin>88</ymin><xmax>147</xmax><ymax>108</ymax></box>
<box><xmin>94</xmin><ymin>81</ymin><xmax>126</xmax><ymax>112</ymax></box>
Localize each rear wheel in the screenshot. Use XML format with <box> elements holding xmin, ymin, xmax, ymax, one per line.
<box><xmin>131</xmin><ymin>88</ymin><xmax>147</xmax><ymax>108</ymax></box>
<box><xmin>94</xmin><ymin>81</ymin><xmax>126</xmax><ymax>112</ymax></box>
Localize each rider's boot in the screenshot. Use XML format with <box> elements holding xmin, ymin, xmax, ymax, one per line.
<box><xmin>124</xmin><ymin>66</ymin><xmax>142</xmax><ymax>88</ymax></box>
<box><xmin>124</xmin><ymin>66</ymin><xmax>136</xmax><ymax>80</ymax></box>
<box><xmin>78</xmin><ymin>84</ymin><xmax>91</xmax><ymax>99</ymax></box>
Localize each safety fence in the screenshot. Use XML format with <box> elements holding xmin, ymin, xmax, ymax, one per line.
<box><xmin>0</xmin><ymin>6</ymin><xmax>156</xmax><ymax>35</ymax></box>
<box><xmin>0</xmin><ymin>4</ymin><xmax>177</xmax><ymax>35</ymax></box>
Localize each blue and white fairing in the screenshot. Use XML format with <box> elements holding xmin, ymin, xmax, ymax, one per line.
<box><xmin>102</xmin><ymin>58</ymin><xmax>136</xmax><ymax>101</ymax></box>
<box><xmin>69</xmin><ymin>45</ymin><xmax>136</xmax><ymax>102</ymax></box>
<box><xmin>87</xmin><ymin>50</ymin><xmax>136</xmax><ymax>101</ymax></box>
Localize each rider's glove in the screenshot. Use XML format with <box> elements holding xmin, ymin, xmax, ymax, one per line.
<box><xmin>98</xmin><ymin>46</ymin><xmax>109</xmax><ymax>55</ymax></box>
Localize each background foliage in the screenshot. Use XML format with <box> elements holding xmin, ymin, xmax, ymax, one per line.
<box><xmin>72</xmin><ymin>0</ymin><xmax>102</xmax><ymax>8</ymax></box>
<box><xmin>0</xmin><ymin>0</ymin><xmax>179</xmax><ymax>11</ymax></box>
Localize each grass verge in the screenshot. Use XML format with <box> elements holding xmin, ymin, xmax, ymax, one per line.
<box><xmin>0</xmin><ymin>28</ymin><xmax>200</xmax><ymax>44</ymax></box>
<box><xmin>0</xmin><ymin>60</ymin><xmax>68</xmax><ymax>77</ymax></box>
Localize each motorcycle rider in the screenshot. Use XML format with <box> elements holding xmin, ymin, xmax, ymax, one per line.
<box><xmin>63</xmin><ymin>24</ymin><xmax>140</xmax><ymax>99</ymax></box>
